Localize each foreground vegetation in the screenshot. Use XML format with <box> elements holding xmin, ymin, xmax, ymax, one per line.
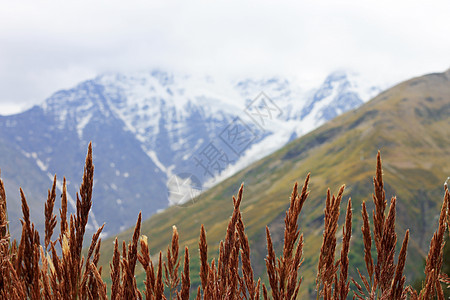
<box><xmin>0</xmin><ymin>143</ymin><xmax>449</xmax><ymax>299</ymax></box>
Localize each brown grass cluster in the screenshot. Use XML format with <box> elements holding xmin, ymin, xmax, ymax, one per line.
<box><xmin>0</xmin><ymin>145</ymin><xmax>449</xmax><ymax>299</ymax></box>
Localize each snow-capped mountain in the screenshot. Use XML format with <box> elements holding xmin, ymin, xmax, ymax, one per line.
<box><xmin>0</xmin><ymin>70</ymin><xmax>384</xmax><ymax>238</ymax></box>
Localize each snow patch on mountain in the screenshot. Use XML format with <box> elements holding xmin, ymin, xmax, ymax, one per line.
<box><xmin>21</xmin><ymin>150</ymin><xmax>49</xmax><ymax>172</ymax></box>
<box><xmin>77</xmin><ymin>112</ymin><xmax>93</xmax><ymax>139</ymax></box>
<box><xmin>146</xmin><ymin>150</ymin><xmax>168</xmax><ymax>173</ymax></box>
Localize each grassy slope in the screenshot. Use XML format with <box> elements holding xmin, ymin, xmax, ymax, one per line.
<box><xmin>97</xmin><ymin>69</ymin><xmax>450</xmax><ymax>297</ymax></box>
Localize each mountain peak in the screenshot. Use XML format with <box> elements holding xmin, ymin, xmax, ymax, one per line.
<box><xmin>0</xmin><ymin>68</ymin><xmax>386</xmax><ymax>238</ymax></box>
<box><xmin>324</xmin><ymin>69</ymin><xmax>350</xmax><ymax>83</ymax></box>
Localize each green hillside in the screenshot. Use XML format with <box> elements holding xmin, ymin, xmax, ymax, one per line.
<box><xmin>97</xmin><ymin>69</ymin><xmax>450</xmax><ymax>297</ymax></box>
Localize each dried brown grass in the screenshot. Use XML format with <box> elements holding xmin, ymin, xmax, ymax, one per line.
<box><xmin>0</xmin><ymin>146</ymin><xmax>448</xmax><ymax>299</ymax></box>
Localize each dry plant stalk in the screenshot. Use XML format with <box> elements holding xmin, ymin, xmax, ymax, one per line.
<box><xmin>337</xmin><ymin>198</ymin><xmax>352</xmax><ymax>300</ymax></box>
<box><xmin>44</xmin><ymin>175</ymin><xmax>57</xmax><ymax>250</ymax></box>
<box><xmin>316</xmin><ymin>184</ymin><xmax>345</xmax><ymax>297</ymax></box>
<box><xmin>0</xmin><ymin>169</ymin><xmax>9</xmax><ymax>239</ymax></box>
<box><xmin>164</xmin><ymin>225</ymin><xmax>181</xmax><ymax>299</ymax></box>
<box><xmin>420</xmin><ymin>186</ymin><xmax>448</xmax><ymax>299</ymax></box>
<box><xmin>198</xmin><ymin>224</ymin><xmax>208</xmax><ymax>292</ymax></box>
<box><xmin>177</xmin><ymin>246</ymin><xmax>190</xmax><ymax>300</ymax></box>
<box><xmin>59</xmin><ymin>177</ymin><xmax>68</xmax><ymax>241</ymax></box>
<box><xmin>352</xmin><ymin>151</ymin><xmax>412</xmax><ymax>300</ymax></box>
<box><xmin>1</xmin><ymin>146</ymin><xmax>449</xmax><ymax>300</ymax></box>
<box><xmin>265</xmin><ymin>174</ymin><xmax>309</xmax><ymax>300</ymax></box>
<box><xmin>0</xmin><ymin>143</ymin><xmax>107</xmax><ymax>299</ymax></box>
<box><xmin>361</xmin><ymin>201</ymin><xmax>374</xmax><ymax>283</ymax></box>
<box><xmin>196</xmin><ymin>184</ymin><xmax>247</xmax><ymax>299</ymax></box>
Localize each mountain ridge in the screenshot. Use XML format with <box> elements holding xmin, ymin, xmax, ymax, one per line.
<box><xmin>0</xmin><ymin>69</ymin><xmax>383</xmax><ymax>238</ymax></box>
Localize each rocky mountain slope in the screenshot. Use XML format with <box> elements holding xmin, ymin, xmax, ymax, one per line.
<box><xmin>0</xmin><ymin>70</ymin><xmax>381</xmax><ymax>237</ymax></box>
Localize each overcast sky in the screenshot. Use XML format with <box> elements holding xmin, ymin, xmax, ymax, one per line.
<box><xmin>0</xmin><ymin>0</ymin><xmax>449</xmax><ymax>115</ymax></box>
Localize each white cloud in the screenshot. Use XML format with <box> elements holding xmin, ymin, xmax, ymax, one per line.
<box><xmin>0</xmin><ymin>0</ymin><xmax>449</xmax><ymax>114</ymax></box>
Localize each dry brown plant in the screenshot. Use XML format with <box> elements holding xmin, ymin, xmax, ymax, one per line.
<box><xmin>0</xmin><ymin>146</ymin><xmax>449</xmax><ymax>299</ymax></box>
<box><xmin>352</xmin><ymin>151</ymin><xmax>412</xmax><ymax>300</ymax></box>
